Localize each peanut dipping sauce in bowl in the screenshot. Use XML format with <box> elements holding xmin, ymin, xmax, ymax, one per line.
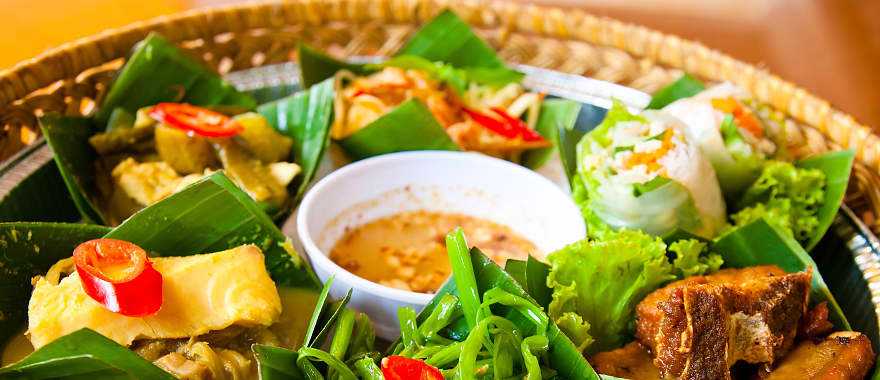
<box><xmin>296</xmin><ymin>151</ymin><xmax>585</xmax><ymax>339</ymax></box>
<box><xmin>329</xmin><ymin>210</ymin><xmax>538</xmax><ymax>293</ymax></box>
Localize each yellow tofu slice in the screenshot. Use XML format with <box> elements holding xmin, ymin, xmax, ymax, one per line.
<box><xmin>28</xmin><ymin>245</ymin><xmax>281</xmax><ymax>349</ymax></box>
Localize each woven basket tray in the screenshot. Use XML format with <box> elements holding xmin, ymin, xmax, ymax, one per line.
<box><xmin>1</xmin><ymin>0</ymin><xmax>878</xmax><ymax>231</ymax></box>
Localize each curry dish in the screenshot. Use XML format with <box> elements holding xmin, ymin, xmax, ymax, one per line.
<box><xmin>329</xmin><ymin>210</ymin><xmax>538</xmax><ymax>293</ymax></box>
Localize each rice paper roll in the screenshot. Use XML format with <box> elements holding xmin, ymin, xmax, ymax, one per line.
<box><xmin>576</xmin><ymin>101</ymin><xmax>727</xmax><ymax>239</ymax></box>
<box><xmin>663</xmin><ymin>83</ymin><xmax>777</xmax><ymax>198</ymax></box>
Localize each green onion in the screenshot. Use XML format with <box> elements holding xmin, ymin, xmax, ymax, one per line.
<box><xmin>521</xmin><ymin>335</ymin><xmax>549</xmax><ymax>380</ymax></box>
<box><xmin>329</xmin><ymin>308</ymin><xmax>356</xmax><ymax>360</ymax></box>
<box><xmin>425</xmin><ymin>342</ymin><xmax>464</xmax><ymax>368</ymax></box>
<box><xmin>478</xmin><ymin>288</ymin><xmax>548</xmax><ymax>335</ymax></box>
<box><xmin>492</xmin><ymin>332</ymin><xmax>519</xmax><ymax>379</ymax></box>
<box><xmin>353</xmin><ymin>357</ymin><xmax>383</xmax><ymax>380</ymax></box>
<box><xmin>296</xmin><ymin>347</ymin><xmax>358</xmax><ymax>380</ymax></box>
<box><xmin>447</xmin><ymin>228</ymin><xmax>481</xmax><ymax>329</ymax></box>
<box><xmin>398</xmin><ymin>306</ymin><xmax>424</xmax><ymax>355</ymax></box>
<box><xmin>418</xmin><ymin>294</ymin><xmax>460</xmax><ymax>340</ymax></box>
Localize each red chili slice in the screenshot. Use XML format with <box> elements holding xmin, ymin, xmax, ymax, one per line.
<box><xmin>381</xmin><ymin>356</ymin><xmax>443</xmax><ymax>380</ymax></box>
<box><xmin>149</xmin><ymin>103</ymin><xmax>242</xmax><ymax>137</ymax></box>
<box><xmin>463</xmin><ymin>107</ymin><xmax>547</xmax><ymax>143</ymax></box>
<box><xmin>73</xmin><ymin>238</ymin><xmax>163</xmax><ymax>317</ymax></box>
<box><xmin>462</xmin><ymin>107</ymin><xmax>519</xmax><ymax>139</ymax></box>
<box><xmin>490</xmin><ymin>107</ymin><xmax>546</xmax><ymax>142</ymax></box>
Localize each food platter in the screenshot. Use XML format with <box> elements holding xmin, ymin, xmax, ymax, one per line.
<box><xmin>0</xmin><ymin>7</ymin><xmax>879</xmax><ymax>380</ymax></box>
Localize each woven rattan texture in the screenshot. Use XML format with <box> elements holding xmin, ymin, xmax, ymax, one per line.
<box><xmin>1</xmin><ymin>0</ymin><xmax>878</xmax><ymax>230</ymax></box>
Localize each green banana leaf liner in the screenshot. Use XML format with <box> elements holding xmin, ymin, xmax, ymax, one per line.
<box><xmin>0</xmin><ymin>144</ymin><xmax>82</xmax><ymax>223</ymax></box>
<box><xmin>387</xmin><ymin>245</ymin><xmax>600</xmax><ymax>379</ymax></box>
<box><xmin>0</xmin><ymin>172</ymin><xmax>335</xmax><ymax>378</ymax></box>
<box><xmin>297</xmin><ymin>10</ymin><xmax>579</xmax><ymax>167</ymax></box>
<box><xmin>40</xmin><ymin>32</ymin><xmax>334</xmax><ymax>225</ymax></box>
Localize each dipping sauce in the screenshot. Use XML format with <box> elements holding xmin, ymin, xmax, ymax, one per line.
<box><xmin>329</xmin><ymin>210</ymin><xmax>538</xmax><ymax>293</ymax></box>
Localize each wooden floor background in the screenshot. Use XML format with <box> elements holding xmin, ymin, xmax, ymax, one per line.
<box><xmin>4</xmin><ymin>0</ymin><xmax>878</xmax><ymax>129</ymax></box>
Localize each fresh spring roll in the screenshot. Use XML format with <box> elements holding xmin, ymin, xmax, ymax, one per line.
<box><xmin>663</xmin><ymin>83</ymin><xmax>777</xmax><ymax>198</ymax></box>
<box><xmin>576</xmin><ymin>101</ymin><xmax>727</xmax><ymax>239</ymax></box>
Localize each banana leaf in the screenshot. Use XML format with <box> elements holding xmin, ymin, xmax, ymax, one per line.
<box><xmin>254</xmin><ymin>345</ymin><xmax>307</xmax><ymax>380</ymax></box>
<box><xmin>521</xmin><ymin>99</ymin><xmax>582</xmax><ymax>169</ymax></box>
<box><xmin>338</xmin><ymin>99</ymin><xmax>460</xmax><ymax>160</ymax></box>
<box><xmin>557</xmin><ymin>103</ymin><xmax>610</xmax><ymax>182</ymax></box>
<box><xmin>106</xmin><ymin>171</ymin><xmax>320</xmax><ymax>289</ymax></box>
<box><xmin>255</xmin><ymin>282</ymin><xmax>367</xmax><ymax>380</ymax></box>
<box><xmin>95</xmin><ymin>33</ymin><xmax>256</xmax><ymax>124</ymax></box>
<box><xmin>257</xmin><ymin>78</ymin><xmax>335</xmax><ymax>199</ymax></box>
<box><xmin>646</xmin><ymin>74</ymin><xmax>705</xmax><ymax>110</ymax></box>
<box><xmin>39</xmin><ymin>115</ymin><xmax>105</xmax><ymax>224</ymax></box>
<box><xmin>0</xmin><ymin>145</ymin><xmax>81</xmax><ymax>223</ymax></box>
<box><xmin>0</xmin><ymin>222</ymin><xmax>110</xmax><ymax>346</ymax></box>
<box><xmin>392</xmin><ymin>246</ymin><xmax>599</xmax><ymax>379</ymax></box>
<box><xmin>504</xmin><ymin>256</ymin><xmax>553</xmax><ymax>309</ymax></box>
<box><xmin>712</xmin><ymin>217</ymin><xmax>850</xmax><ymax>329</ymax></box>
<box><xmin>42</xmin><ymin>45</ymin><xmax>334</xmax><ymax>224</ymax></box>
<box><xmin>797</xmin><ymin>150</ymin><xmax>855</xmax><ymax>251</ymax></box>
<box><xmin>0</xmin><ymin>329</ymin><xmax>174</xmax><ymax>379</ymax></box>
<box><xmin>298</xmin><ymin>44</ymin><xmax>368</xmax><ymax>89</ymax></box>
<box><xmin>1</xmin><ymin>173</ymin><xmax>326</xmax><ymax>376</ymax></box>
<box><xmin>397</xmin><ymin>10</ymin><xmax>512</xmax><ymax>73</ymax></box>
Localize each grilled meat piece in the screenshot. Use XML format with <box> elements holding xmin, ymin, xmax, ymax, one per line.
<box><xmin>591</xmin><ymin>342</ymin><xmax>661</xmax><ymax>380</ymax></box>
<box><xmin>635</xmin><ymin>265</ymin><xmax>811</xmax><ymax>379</ymax></box>
<box><xmin>798</xmin><ymin>302</ymin><xmax>835</xmax><ymax>340</ymax></box>
<box><xmin>763</xmin><ymin>332</ymin><xmax>874</xmax><ymax>380</ymax></box>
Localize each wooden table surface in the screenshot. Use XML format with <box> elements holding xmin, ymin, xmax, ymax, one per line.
<box><xmin>5</xmin><ymin>0</ymin><xmax>878</xmax><ymax>128</ymax></box>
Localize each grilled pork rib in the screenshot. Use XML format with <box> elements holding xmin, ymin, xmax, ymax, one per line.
<box><xmin>635</xmin><ymin>265</ymin><xmax>811</xmax><ymax>379</ymax></box>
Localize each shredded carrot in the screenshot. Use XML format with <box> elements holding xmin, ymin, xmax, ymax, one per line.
<box><xmin>624</xmin><ymin>129</ymin><xmax>674</xmax><ymax>172</ymax></box>
<box><xmin>711</xmin><ymin>97</ymin><xmax>763</xmax><ymax>138</ymax></box>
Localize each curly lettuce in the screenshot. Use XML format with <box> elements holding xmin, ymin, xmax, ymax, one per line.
<box><xmin>546</xmin><ymin>229</ymin><xmax>721</xmax><ymax>353</ymax></box>
<box><xmin>731</xmin><ymin>160</ymin><xmax>825</xmax><ymax>243</ymax></box>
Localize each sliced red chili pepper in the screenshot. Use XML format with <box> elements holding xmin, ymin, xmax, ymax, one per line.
<box><xmin>462</xmin><ymin>107</ymin><xmax>519</xmax><ymax>139</ymax></box>
<box><xmin>73</xmin><ymin>238</ymin><xmax>163</xmax><ymax>317</ymax></box>
<box><xmin>463</xmin><ymin>107</ymin><xmax>547</xmax><ymax>143</ymax></box>
<box><xmin>490</xmin><ymin>107</ymin><xmax>546</xmax><ymax>142</ymax></box>
<box><xmin>381</xmin><ymin>356</ymin><xmax>443</xmax><ymax>380</ymax></box>
<box><xmin>149</xmin><ymin>103</ymin><xmax>242</xmax><ymax>137</ymax></box>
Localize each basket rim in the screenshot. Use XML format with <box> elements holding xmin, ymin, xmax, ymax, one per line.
<box><xmin>0</xmin><ymin>0</ymin><xmax>875</xmax><ymax>166</ymax></box>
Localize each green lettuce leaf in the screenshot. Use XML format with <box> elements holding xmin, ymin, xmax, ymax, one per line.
<box><xmin>546</xmin><ymin>230</ymin><xmax>673</xmax><ymax>353</ymax></box>
<box><xmin>554</xmin><ymin>312</ymin><xmax>593</xmax><ymax>354</ymax></box>
<box><xmin>580</xmin><ymin>99</ymin><xmax>645</xmax><ymax>149</ymax></box>
<box><xmin>668</xmin><ymin>239</ymin><xmax>723</xmax><ymax>277</ymax></box>
<box><xmin>732</xmin><ymin>160</ymin><xmax>825</xmax><ymax>244</ymax></box>
<box><xmin>546</xmin><ymin>229</ymin><xmax>720</xmax><ymax>353</ymax></box>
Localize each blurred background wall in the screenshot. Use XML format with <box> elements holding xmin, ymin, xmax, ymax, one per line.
<box><xmin>4</xmin><ymin>0</ymin><xmax>878</xmax><ymax>128</ymax></box>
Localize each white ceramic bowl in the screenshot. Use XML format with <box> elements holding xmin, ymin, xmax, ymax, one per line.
<box><xmin>296</xmin><ymin>151</ymin><xmax>585</xmax><ymax>339</ymax></box>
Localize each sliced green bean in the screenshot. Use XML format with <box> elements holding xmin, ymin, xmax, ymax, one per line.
<box><xmin>447</xmin><ymin>228</ymin><xmax>481</xmax><ymax>329</ymax></box>
<box><xmin>329</xmin><ymin>308</ymin><xmax>356</xmax><ymax>360</ymax></box>
<box><xmin>418</xmin><ymin>293</ymin><xmax>460</xmax><ymax>340</ymax></box>
<box><xmin>521</xmin><ymin>335</ymin><xmax>549</xmax><ymax>380</ymax></box>
<box><xmin>398</xmin><ymin>306</ymin><xmax>424</xmax><ymax>355</ymax></box>
<box><xmin>297</xmin><ymin>347</ymin><xmax>358</xmax><ymax>380</ymax></box>
<box><xmin>353</xmin><ymin>357</ymin><xmax>383</xmax><ymax>380</ymax></box>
